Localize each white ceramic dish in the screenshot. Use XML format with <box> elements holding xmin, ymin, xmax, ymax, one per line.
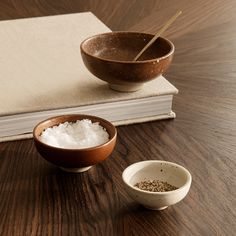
<box><xmin>122</xmin><ymin>160</ymin><xmax>192</xmax><ymax>210</ymax></box>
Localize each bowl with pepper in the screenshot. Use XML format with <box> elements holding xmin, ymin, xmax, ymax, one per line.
<box><xmin>122</xmin><ymin>160</ymin><xmax>192</xmax><ymax>210</ymax></box>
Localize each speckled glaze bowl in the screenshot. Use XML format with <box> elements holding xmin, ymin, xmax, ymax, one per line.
<box><xmin>80</xmin><ymin>31</ymin><xmax>174</xmax><ymax>92</ymax></box>
<box><xmin>122</xmin><ymin>160</ymin><xmax>192</xmax><ymax>210</ymax></box>
<box><xmin>33</xmin><ymin>114</ymin><xmax>117</xmax><ymax>173</ymax></box>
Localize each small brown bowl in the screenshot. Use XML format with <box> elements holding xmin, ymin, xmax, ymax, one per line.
<box><xmin>80</xmin><ymin>31</ymin><xmax>174</xmax><ymax>92</ymax></box>
<box><xmin>33</xmin><ymin>114</ymin><xmax>117</xmax><ymax>173</ymax></box>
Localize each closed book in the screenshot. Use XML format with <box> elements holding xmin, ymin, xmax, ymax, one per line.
<box><xmin>0</xmin><ymin>12</ymin><xmax>178</xmax><ymax>142</ymax></box>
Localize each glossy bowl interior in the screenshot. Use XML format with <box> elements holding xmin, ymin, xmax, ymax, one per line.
<box><xmin>80</xmin><ymin>31</ymin><xmax>174</xmax><ymax>92</ymax></box>
<box><xmin>122</xmin><ymin>160</ymin><xmax>192</xmax><ymax>210</ymax></box>
<box><xmin>82</xmin><ymin>32</ymin><xmax>172</xmax><ymax>62</ymax></box>
<box><xmin>33</xmin><ymin>114</ymin><xmax>117</xmax><ymax>173</ymax></box>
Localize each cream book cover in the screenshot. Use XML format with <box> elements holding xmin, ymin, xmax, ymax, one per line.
<box><xmin>0</xmin><ymin>12</ymin><xmax>178</xmax><ymax>141</ymax></box>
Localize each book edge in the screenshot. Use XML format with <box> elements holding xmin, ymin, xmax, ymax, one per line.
<box><xmin>0</xmin><ymin>111</ymin><xmax>176</xmax><ymax>142</ymax></box>
<box><xmin>1</xmin><ymin>76</ymin><xmax>178</xmax><ymax>117</ymax></box>
<box><xmin>0</xmin><ymin>11</ymin><xmax>94</xmax><ymax>24</ymax></box>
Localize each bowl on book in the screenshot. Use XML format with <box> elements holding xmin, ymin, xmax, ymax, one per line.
<box><xmin>33</xmin><ymin>114</ymin><xmax>117</xmax><ymax>173</ymax></box>
<box><xmin>122</xmin><ymin>160</ymin><xmax>192</xmax><ymax>210</ymax></box>
<box><xmin>80</xmin><ymin>31</ymin><xmax>174</xmax><ymax>92</ymax></box>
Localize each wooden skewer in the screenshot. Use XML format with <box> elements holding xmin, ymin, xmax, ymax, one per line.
<box><xmin>133</xmin><ymin>10</ymin><xmax>182</xmax><ymax>61</ymax></box>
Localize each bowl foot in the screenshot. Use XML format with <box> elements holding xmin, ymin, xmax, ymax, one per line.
<box><xmin>109</xmin><ymin>83</ymin><xmax>143</xmax><ymax>92</ymax></box>
<box><xmin>143</xmin><ymin>205</ymin><xmax>168</xmax><ymax>210</ymax></box>
<box><xmin>59</xmin><ymin>166</ymin><xmax>92</xmax><ymax>173</ymax></box>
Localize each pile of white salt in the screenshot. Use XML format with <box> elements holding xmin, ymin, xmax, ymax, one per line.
<box><xmin>39</xmin><ymin>119</ymin><xmax>109</xmax><ymax>149</ymax></box>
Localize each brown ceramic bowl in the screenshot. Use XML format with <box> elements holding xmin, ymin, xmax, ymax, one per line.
<box><xmin>33</xmin><ymin>114</ymin><xmax>117</xmax><ymax>173</ymax></box>
<box><xmin>80</xmin><ymin>31</ymin><xmax>174</xmax><ymax>92</ymax></box>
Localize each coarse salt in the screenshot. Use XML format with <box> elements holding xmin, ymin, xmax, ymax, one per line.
<box><xmin>39</xmin><ymin>119</ymin><xmax>109</xmax><ymax>149</ymax></box>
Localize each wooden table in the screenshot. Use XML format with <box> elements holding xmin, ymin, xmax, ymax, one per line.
<box><xmin>0</xmin><ymin>1</ymin><xmax>235</xmax><ymax>235</ymax></box>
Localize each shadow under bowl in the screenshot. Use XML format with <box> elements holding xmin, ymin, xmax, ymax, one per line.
<box><xmin>80</xmin><ymin>31</ymin><xmax>174</xmax><ymax>92</ymax></box>
<box><xmin>33</xmin><ymin>114</ymin><xmax>117</xmax><ymax>173</ymax></box>
<box><xmin>122</xmin><ymin>160</ymin><xmax>192</xmax><ymax>210</ymax></box>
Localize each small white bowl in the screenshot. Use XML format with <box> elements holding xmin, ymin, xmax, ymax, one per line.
<box><xmin>122</xmin><ymin>160</ymin><xmax>192</xmax><ymax>210</ymax></box>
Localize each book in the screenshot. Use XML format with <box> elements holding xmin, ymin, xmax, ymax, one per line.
<box><xmin>0</xmin><ymin>12</ymin><xmax>178</xmax><ymax>142</ymax></box>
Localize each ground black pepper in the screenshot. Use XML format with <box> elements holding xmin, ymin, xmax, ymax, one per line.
<box><xmin>134</xmin><ymin>180</ymin><xmax>178</xmax><ymax>192</ymax></box>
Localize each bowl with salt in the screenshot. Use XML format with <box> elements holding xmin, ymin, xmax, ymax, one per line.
<box><xmin>80</xmin><ymin>31</ymin><xmax>174</xmax><ymax>92</ymax></box>
<box><xmin>122</xmin><ymin>160</ymin><xmax>192</xmax><ymax>210</ymax></box>
<box><xmin>33</xmin><ymin>114</ymin><xmax>117</xmax><ymax>173</ymax></box>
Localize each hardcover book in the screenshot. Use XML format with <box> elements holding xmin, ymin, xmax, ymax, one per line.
<box><xmin>0</xmin><ymin>12</ymin><xmax>178</xmax><ymax>141</ymax></box>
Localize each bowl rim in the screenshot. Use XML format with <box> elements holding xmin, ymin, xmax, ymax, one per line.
<box><xmin>33</xmin><ymin>114</ymin><xmax>117</xmax><ymax>151</ymax></box>
<box><xmin>80</xmin><ymin>31</ymin><xmax>175</xmax><ymax>64</ymax></box>
<box><xmin>122</xmin><ymin>160</ymin><xmax>192</xmax><ymax>195</ymax></box>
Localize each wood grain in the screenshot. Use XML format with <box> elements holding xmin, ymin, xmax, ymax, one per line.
<box><xmin>0</xmin><ymin>0</ymin><xmax>236</xmax><ymax>235</ymax></box>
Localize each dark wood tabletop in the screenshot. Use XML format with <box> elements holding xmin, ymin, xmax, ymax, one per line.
<box><xmin>0</xmin><ymin>0</ymin><xmax>236</xmax><ymax>235</ymax></box>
